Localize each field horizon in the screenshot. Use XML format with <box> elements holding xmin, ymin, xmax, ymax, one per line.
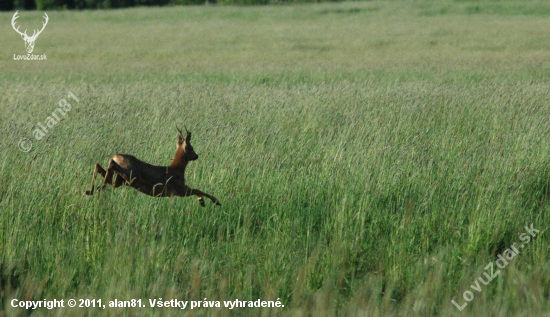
<box><xmin>2</xmin><ymin>1</ymin><xmax>550</xmax><ymax>316</ymax></box>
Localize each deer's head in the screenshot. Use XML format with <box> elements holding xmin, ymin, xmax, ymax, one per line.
<box><xmin>11</xmin><ymin>11</ymin><xmax>49</xmax><ymax>54</ymax></box>
<box><xmin>176</xmin><ymin>126</ymin><xmax>199</xmax><ymax>161</ymax></box>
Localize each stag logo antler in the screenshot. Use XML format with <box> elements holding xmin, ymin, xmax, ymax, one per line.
<box><xmin>11</xmin><ymin>11</ymin><xmax>49</xmax><ymax>54</ymax></box>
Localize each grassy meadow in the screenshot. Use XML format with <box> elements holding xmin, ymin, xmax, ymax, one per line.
<box><xmin>2</xmin><ymin>0</ymin><xmax>550</xmax><ymax>315</ymax></box>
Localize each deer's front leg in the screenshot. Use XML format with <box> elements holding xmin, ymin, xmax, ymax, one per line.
<box><xmin>190</xmin><ymin>188</ymin><xmax>221</xmax><ymax>207</ymax></box>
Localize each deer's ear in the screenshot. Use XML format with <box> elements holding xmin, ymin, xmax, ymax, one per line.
<box><xmin>176</xmin><ymin>125</ymin><xmax>185</xmax><ymax>145</ymax></box>
<box><xmin>177</xmin><ymin>133</ymin><xmax>184</xmax><ymax>145</ymax></box>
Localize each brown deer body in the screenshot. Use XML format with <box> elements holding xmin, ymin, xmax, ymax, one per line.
<box><xmin>85</xmin><ymin>127</ymin><xmax>221</xmax><ymax>207</ymax></box>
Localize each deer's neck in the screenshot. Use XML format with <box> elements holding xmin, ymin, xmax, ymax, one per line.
<box><xmin>169</xmin><ymin>149</ymin><xmax>188</xmax><ymax>171</ymax></box>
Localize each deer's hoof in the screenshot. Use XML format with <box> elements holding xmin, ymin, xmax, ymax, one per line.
<box><xmin>85</xmin><ymin>190</ymin><xmax>92</xmax><ymax>195</ymax></box>
<box><xmin>198</xmin><ymin>197</ymin><xmax>205</xmax><ymax>207</ymax></box>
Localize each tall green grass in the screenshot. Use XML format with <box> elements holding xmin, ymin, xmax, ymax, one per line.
<box><xmin>1</xmin><ymin>1</ymin><xmax>550</xmax><ymax>316</ymax></box>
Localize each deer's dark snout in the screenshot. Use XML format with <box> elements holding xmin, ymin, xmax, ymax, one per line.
<box><xmin>186</xmin><ymin>150</ymin><xmax>198</xmax><ymax>161</ymax></box>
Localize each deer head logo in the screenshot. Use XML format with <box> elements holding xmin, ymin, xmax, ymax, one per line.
<box><xmin>11</xmin><ymin>11</ymin><xmax>49</xmax><ymax>54</ymax></box>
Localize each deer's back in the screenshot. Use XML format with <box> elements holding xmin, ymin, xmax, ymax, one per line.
<box><xmin>112</xmin><ymin>154</ymin><xmax>185</xmax><ymax>195</ymax></box>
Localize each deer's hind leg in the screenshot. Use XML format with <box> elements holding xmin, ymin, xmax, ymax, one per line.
<box><xmin>86</xmin><ymin>162</ymin><xmax>127</xmax><ymax>195</ymax></box>
<box><xmin>98</xmin><ymin>159</ymin><xmax>131</xmax><ymax>192</ymax></box>
<box><xmin>85</xmin><ymin>163</ymin><xmax>107</xmax><ymax>195</ymax></box>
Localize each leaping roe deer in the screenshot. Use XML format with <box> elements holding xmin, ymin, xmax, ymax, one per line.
<box><xmin>85</xmin><ymin>126</ymin><xmax>221</xmax><ymax>207</ymax></box>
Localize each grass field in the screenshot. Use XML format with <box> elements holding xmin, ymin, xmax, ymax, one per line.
<box><xmin>2</xmin><ymin>0</ymin><xmax>550</xmax><ymax>316</ymax></box>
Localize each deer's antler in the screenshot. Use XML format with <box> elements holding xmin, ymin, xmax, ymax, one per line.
<box><xmin>11</xmin><ymin>11</ymin><xmax>49</xmax><ymax>40</ymax></box>
<box><xmin>11</xmin><ymin>11</ymin><xmax>28</xmax><ymax>38</ymax></box>
<box><xmin>31</xmin><ymin>13</ymin><xmax>49</xmax><ymax>39</ymax></box>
